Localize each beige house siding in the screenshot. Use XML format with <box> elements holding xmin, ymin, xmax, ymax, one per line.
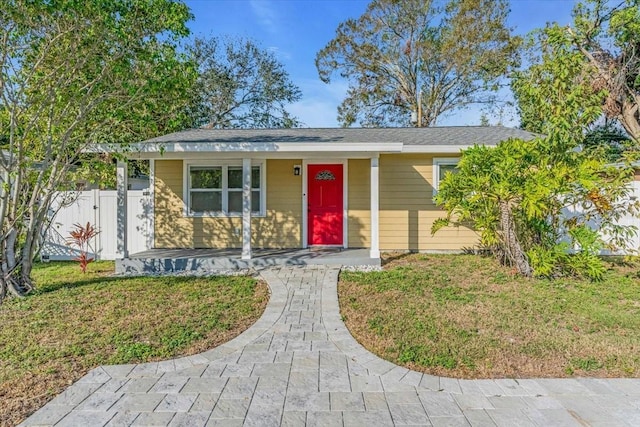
<box><xmin>154</xmin><ymin>159</ymin><xmax>302</xmax><ymax>248</ymax></box>
<box><xmin>379</xmin><ymin>153</ymin><xmax>478</xmax><ymax>251</ymax></box>
<box><xmin>154</xmin><ymin>154</ymin><xmax>477</xmax><ymax>251</ymax></box>
<box><xmin>348</xmin><ymin>159</ymin><xmax>371</xmax><ymax>248</ymax></box>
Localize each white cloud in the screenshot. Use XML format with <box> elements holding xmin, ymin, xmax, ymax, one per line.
<box><xmin>288</xmin><ymin>99</ymin><xmax>338</xmax><ymax>128</ymax></box>
<box><xmin>250</xmin><ymin>0</ymin><xmax>279</xmax><ymax>34</ymax></box>
<box><xmin>267</xmin><ymin>46</ymin><xmax>292</xmax><ymax>61</ymax></box>
<box><xmin>288</xmin><ymin>79</ymin><xmax>349</xmax><ymax>128</ymax></box>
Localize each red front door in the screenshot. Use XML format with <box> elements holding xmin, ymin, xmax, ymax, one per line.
<box><xmin>308</xmin><ymin>164</ymin><xmax>343</xmax><ymax>246</ymax></box>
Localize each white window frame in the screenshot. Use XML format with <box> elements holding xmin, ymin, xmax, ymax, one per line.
<box><xmin>432</xmin><ymin>157</ymin><xmax>459</xmax><ymax>198</ymax></box>
<box><xmin>183</xmin><ymin>160</ymin><xmax>266</xmax><ymax>217</ymax></box>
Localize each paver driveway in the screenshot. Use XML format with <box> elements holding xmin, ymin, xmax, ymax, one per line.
<box><xmin>22</xmin><ymin>266</ymin><xmax>640</xmax><ymax>426</ymax></box>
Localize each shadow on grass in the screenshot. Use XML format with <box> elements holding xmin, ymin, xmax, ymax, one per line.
<box><xmin>381</xmin><ymin>251</ymin><xmax>416</xmax><ymax>266</ymax></box>
<box><xmin>603</xmin><ymin>255</ymin><xmax>639</xmax><ymax>267</ymax></box>
<box><xmin>33</xmin><ymin>275</ymin><xmax>123</xmax><ymax>295</ymax></box>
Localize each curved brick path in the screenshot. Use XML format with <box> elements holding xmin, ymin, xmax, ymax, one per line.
<box><xmin>22</xmin><ymin>266</ymin><xmax>640</xmax><ymax>426</ymax></box>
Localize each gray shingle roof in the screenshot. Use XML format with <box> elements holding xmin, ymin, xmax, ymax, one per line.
<box><xmin>141</xmin><ymin>126</ymin><xmax>537</xmax><ymax>146</ymax></box>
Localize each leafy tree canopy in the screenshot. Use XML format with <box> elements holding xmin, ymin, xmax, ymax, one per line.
<box><xmin>0</xmin><ymin>0</ymin><xmax>195</xmax><ymax>302</ymax></box>
<box><xmin>186</xmin><ymin>36</ymin><xmax>302</xmax><ymax>129</ymax></box>
<box><xmin>436</xmin><ymin>22</ymin><xmax>639</xmax><ymax>279</ymax></box>
<box><xmin>513</xmin><ymin>0</ymin><xmax>640</xmax><ymax>142</ymax></box>
<box><xmin>315</xmin><ymin>0</ymin><xmax>519</xmax><ymax>127</ymax></box>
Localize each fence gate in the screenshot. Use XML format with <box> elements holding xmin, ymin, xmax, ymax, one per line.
<box><xmin>41</xmin><ymin>190</ymin><xmax>152</xmax><ymax>261</ymax></box>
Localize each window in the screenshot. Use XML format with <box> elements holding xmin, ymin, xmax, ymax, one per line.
<box><xmin>432</xmin><ymin>158</ymin><xmax>459</xmax><ymax>196</ymax></box>
<box><xmin>186</xmin><ymin>162</ymin><xmax>264</xmax><ymax>216</ymax></box>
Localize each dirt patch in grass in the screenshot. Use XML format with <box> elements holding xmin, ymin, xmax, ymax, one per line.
<box><xmin>339</xmin><ymin>253</ymin><xmax>640</xmax><ymax>379</ymax></box>
<box><xmin>0</xmin><ymin>262</ymin><xmax>268</xmax><ymax>427</ymax></box>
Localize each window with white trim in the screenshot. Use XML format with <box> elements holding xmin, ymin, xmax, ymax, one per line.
<box><xmin>186</xmin><ymin>162</ymin><xmax>264</xmax><ymax>216</ymax></box>
<box><xmin>432</xmin><ymin>158</ymin><xmax>459</xmax><ymax>196</ymax></box>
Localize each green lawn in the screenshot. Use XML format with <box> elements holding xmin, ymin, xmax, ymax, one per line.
<box><xmin>339</xmin><ymin>253</ymin><xmax>640</xmax><ymax>379</ymax></box>
<box><xmin>0</xmin><ymin>262</ymin><xmax>268</xmax><ymax>426</ymax></box>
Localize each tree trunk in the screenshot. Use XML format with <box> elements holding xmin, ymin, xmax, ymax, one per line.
<box><xmin>499</xmin><ymin>200</ymin><xmax>533</xmax><ymax>277</ymax></box>
<box><xmin>0</xmin><ymin>226</ymin><xmax>33</xmax><ymax>303</ymax></box>
<box><xmin>619</xmin><ymin>101</ymin><xmax>640</xmax><ymax>142</ymax></box>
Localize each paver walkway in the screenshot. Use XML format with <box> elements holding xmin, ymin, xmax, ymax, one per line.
<box><xmin>22</xmin><ymin>266</ymin><xmax>640</xmax><ymax>426</ymax></box>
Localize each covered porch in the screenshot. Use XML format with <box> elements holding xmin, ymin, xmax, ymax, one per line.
<box><xmin>110</xmin><ymin>129</ymin><xmax>405</xmax><ymax>273</ymax></box>
<box><xmin>115</xmin><ymin>248</ymin><xmax>379</xmax><ymax>274</ymax></box>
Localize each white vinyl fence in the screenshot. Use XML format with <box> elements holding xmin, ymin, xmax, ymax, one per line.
<box><xmin>561</xmin><ymin>180</ymin><xmax>640</xmax><ymax>255</ymax></box>
<box><xmin>41</xmin><ymin>190</ymin><xmax>152</xmax><ymax>261</ymax></box>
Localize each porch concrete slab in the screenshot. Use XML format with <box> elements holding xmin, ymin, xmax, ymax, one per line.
<box><xmin>21</xmin><ymin>265</ymin><xmax>640</xmax><ymax>426</ymax></box>
<box><xmin>116</xmin><ymin>248</ymin><xmax>380</xmax><ymax>274</ymax></box>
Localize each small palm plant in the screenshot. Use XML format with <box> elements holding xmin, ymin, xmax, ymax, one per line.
<box><xmin>67</xmin><ymin>222</ymin><xmax>99</xmax><ymax>273</ymax></box>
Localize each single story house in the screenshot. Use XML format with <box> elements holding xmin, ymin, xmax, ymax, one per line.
<box><xmin>110</xmin><ymin>126</ymin><xmax>536</xmax><ymax>269</ymax></box>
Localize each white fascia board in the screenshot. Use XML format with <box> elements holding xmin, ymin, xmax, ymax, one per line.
<box><xmin>401</xmin><ymin>145</ymin><xmax>491</xmax><ymax>153</ymax></box>
<box><xmin>129</xmin><ymin>141</ymin><xmax>404</xmax><ymax>154</ymax></box>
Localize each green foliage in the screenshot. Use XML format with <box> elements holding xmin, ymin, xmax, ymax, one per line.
<box><xmin>0</xmin><ymin>0</ymin><xmax>195</xmax><ymax>300</ymax></box>
<box><xmin>514</xmin><ymin>0</ymin><xmax>640</xmax><ymax>141</ymax></box>
<box><xmin>186</xmin><ymin>36</ymin><xmax>302</xmax><ymax>129</ymax></box>
<box><xmin>432</xmin><ymin>126</ymin><xmax>637</xmax><ymax>279</ymax></box>
<box><xmin>584</xmin><ymin>122</ymin><xmax>635</xmax><ymax>162</ymax></box>
<box><xmin>315</xmin><ymin>0</ymin><xmax>519</xmax><ymax>127</ymax></box>
<box><xmin>526</xmin><ymin>243</ymin><xmax>569</xmax><ymax>278</ymax></box>
<box><xmin>436</xmin><ymin>0</ymin><xmax>640</xmax><ymax>279</ymax></box>
<box><xmin>434</xmin><ymin>135</ymin><xmax>637</xmax><ymax>279</ymax></box>
<box><xmin>512</xmin><ymin>24</ymin><xmax>604</xmax><ymax>136</ymax></box>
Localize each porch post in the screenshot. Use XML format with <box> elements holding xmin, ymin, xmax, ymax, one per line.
<box><xmin>370</xmin><ymin>156</ymin><xmax>380</xmax><ymax>259</ymax></box>
<box><xmin>116</xmin><ymin>160</ymin><xmax>128</xmax><ymax>259</ymax></box>
<box><xmin>241</xmin><ymin>158</ymin><xmax>252</xmax><ymax>260</ymax></box>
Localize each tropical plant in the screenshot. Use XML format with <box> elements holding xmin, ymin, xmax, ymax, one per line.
<box><xmin>67</xmin><ymin>222</ymin><xmax>100</xmax><ymax>273</ymax></box>
<box><xmin>432</xmin><ymin>137</ymin><xmax>636</xmax><ymax>279</ymax></box>
<box><xmin>436</xmin><ymin>24</ymin><xmax>638</xmax><ymax>279</ymax></box>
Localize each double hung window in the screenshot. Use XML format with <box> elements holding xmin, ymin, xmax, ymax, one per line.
<box><xmin>186</xmin><ymin>163</ymin><xmax>263</xmax><ymax>216</ymax></box>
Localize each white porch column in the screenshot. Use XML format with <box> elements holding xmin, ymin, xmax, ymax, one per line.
<box><xmin>116</xmin><ymin>160</ymin><xmax>128</xmax><ymax>259</ymax></box>
<box><xmin>148</xmin><ymin>159</ymin><xmax>155</xmax><ymax>250</ymax></box>
<box><xmin>241</xmin><ymin>158</ymin><xmax>252</xmax><ymax>260</ymax></box>
<box><xmin>370</xmin><ymin>156</ymin><xmax>380</xmax><ymax>259</ymax></box>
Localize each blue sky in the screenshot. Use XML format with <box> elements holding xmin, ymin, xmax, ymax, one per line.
<box><xmin>185</xmin><ymin>0</ymin><xmax>576</xmax><ymax>128</ymax></box>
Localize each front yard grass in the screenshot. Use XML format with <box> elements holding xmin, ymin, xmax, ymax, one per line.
<box><xmin>339</xmin><ymin>253</ymin><xmax>640</xmax><ymax>379</ymax></box>
<box><xmin>0</xmin><ymin>262</ymin><xmax>268</xmax><ymax>427</ymax></box>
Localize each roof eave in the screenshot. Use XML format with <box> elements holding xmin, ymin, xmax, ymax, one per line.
<box><xmin>100</xmin><ymin>141</ymin><xmax>405</xmax><ymax>157</ymax></box>
<box><xmin>401</xmin><ymin>144</ymin><xmax>493</xmax><ymax>153</ymax></box>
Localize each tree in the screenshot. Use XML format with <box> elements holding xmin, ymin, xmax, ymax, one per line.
<box><xmin>0</xmin><ymin>0</ymin><xmax>195</xmax><ymax>302</ymax></box>
<box><xmin>186</xmin><ymin>36</ymin><xmax>302</xmax><ymax>129</ymax></box>
<box><xmin>511</xmin><ymin>24</ymin><xmax>603</xmax><ymax>138</ymax></box>
<box><xmin>514</xmin><ymin>0</ymin><xmax>640</xmax><ymax>141</ymax></box>
<box><xmin>570</xmin><ymin>0</ymin><xmax>640</xmax><ymax>140</ymax></box>
<box><xmin>433</xmin><ymin>138</ymin><xmax>635</xmax><ymax>279</ymax></box>
<box><xmin>436</xmin><ymin>33</ymin><xmax>638</xmax><ymax>279</ymax></box>
<box><xmin>315</xmin><ymin>0</ymin><xmax>519</xmax><ymax>127</ymax></box>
